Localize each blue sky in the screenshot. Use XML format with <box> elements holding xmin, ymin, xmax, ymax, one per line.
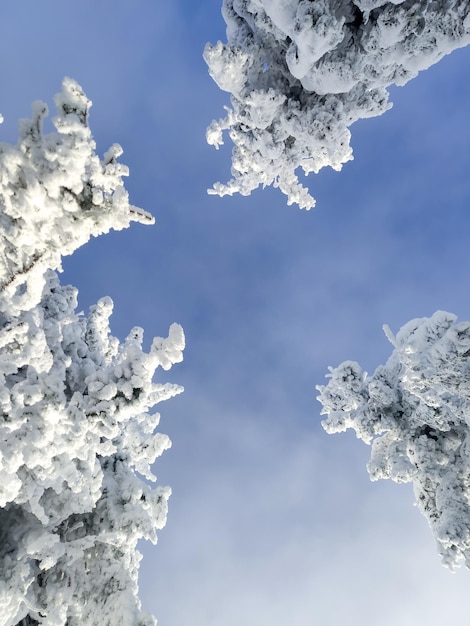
<box><xmin>2</xmin><ymin>2</ymin><xmax>470</xmax><ymax>624</ymax></box>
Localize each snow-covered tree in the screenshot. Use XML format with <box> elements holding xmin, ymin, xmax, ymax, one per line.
<box><xmin>205</xmin><ymin>0</ymin><xmax>470</xmax><ymax>208</ymax></box>
<box><xmin>317</xmin><ymin>311</ymin><xmax>470</xmax><ymax>570</ymax></box>
<box><xmin>0</xmin><ymin>78</ymin><xmax>184</xmax><ymax>625</ymax></box>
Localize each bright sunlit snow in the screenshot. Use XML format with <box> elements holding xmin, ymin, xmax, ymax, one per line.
<box><xmin>206</xmin><ymin>0</ymin><xmax>470</xmax><ymax>208</ymax></box>
<box><xmin>0</xmin><ymin>80</ymin><xmax>183</xmax><ymax>625</ymax></box>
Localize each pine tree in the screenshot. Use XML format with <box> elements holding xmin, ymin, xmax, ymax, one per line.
<box><xmin>205</xmin><ymin>0</ymin><xmax>470</xmax><ymax>208</ymax></box>
<box><xmin>0</xmin><ymin>78</ymin><xmax>184</xmax><ymax>625</ymax></box>
<box><xmin>317</xmin><ymin>311</ymin><xmax>470</xmax><ymax>570</ymax></box>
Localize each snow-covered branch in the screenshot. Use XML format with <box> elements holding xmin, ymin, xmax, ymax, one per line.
<box><xmin>206</xmin><ymin>0</ymin><xmax>470</xmax><ymax>208</ymax></box>
<box><xmin>317</xmin><ymin>311</ymin><xmax>470</xmax><ymax>569</ymax></box>
<box><xmin>0</xmin><ymin>77</ymin><xmax>153</xmax><ymax>315</ymax></box>
<box><xmin>0</xmin><ymin>80</ymin><xmax>183</xmax><ymax>625</ymax></box>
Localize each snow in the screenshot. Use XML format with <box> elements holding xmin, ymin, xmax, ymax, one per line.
<box><xmin>318</xmin><ymin>311</ymin><xmax>470</xmax><ymax>570</ymax></box>
<box><xmin>0</xmin><ymin>80</ymin><xmax>183</xmax><ymax>625</ymax></box>
<box><xmin>0</xmin><ymin>77</ymin><xmax>154</xmax><ymax>317</ymax></box>
<box><xmin>206</xmin><ymin>0</ymin><xmax>470</xmax><ymax>208</ymax></box>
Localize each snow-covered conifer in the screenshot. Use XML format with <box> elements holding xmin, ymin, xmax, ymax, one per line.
<box><xmin>206</xmin><ymin>0</ymin><xmax>470</xmax><ymax>208</ymax></box>
<box><xmin>0</xmin><ymin>79</ymin><xmax>184</xmax><ymax>625</ymax></box>
<box><xmin>317</xmin><ymin>311</ymin><xmax>470</xmax><ymax>570</ymax></box>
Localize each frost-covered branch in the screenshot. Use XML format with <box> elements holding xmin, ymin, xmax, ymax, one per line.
<box><xmin>0</xmin><ymin>77</ymin><xmax>153</xmax><ymax>315</ymax></box>
<box><xmin>0</xmin><ymin>80</ymin><xmax>184</xmax><ymax>625</ymax></box>
<box><xmin>206</xmin><ymin>0</ymin><xmax>470</xmax><ymax>208</ymax></box>
<box><xmin>317</xmin><ymin>311</ymin><xmax>470</xmax><ymax>569</ymax></box>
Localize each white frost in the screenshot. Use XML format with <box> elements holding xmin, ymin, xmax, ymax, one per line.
<box><xmin>317</xmin><ymin>311</ymin><xmax>470</xmax><ymax>570</ymax></box>
<box><xmin>0</xmin><ymin>77</ymin><xmax>154</xmax><ymax>316</ymax></box>
<box><xmin>0</xmin><ymin>80</ymin><xmax>183</xmax><ymax>625</ymax></box>
<box><xmin>206</xmin><ymin>0</ymin><xmax>470</xmax><ymax>208</ymax></box>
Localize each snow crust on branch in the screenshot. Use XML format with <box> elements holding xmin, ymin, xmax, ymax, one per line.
<box><xmin>205</xmin><ymin>0</ymin><xmax>470</xmax><ymax>209</ymax></box>
<box><xmin>317</xmin><ymin>311</ymin><xmax>470</xmax><ymax>570</ymax></box>
<box><xmin>0</xmin><ymin>80</ymin><xmax>184</xmax><ymax>625</ymax></box>
<box><xmin>0</xmin><ymin>77</ymin><xmax>153</xmax><ymax>316</ymax></box>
